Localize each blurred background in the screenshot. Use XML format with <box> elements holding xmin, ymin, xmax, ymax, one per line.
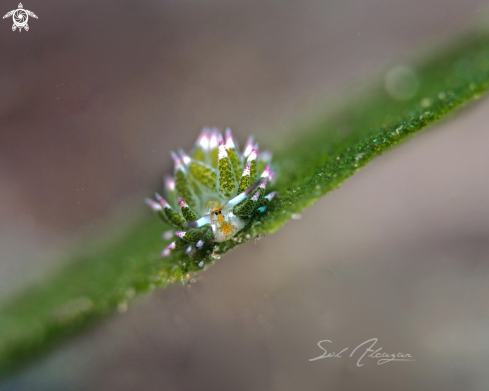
<box><xmin>1</xmin><ymin>0</ymin><xmax>489</xmax><ymax>390</ymax></box>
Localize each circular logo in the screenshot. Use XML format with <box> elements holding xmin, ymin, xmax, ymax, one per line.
<box><xmin>12</xmin><ymin>9</ymin><xmax>28</xmax><ymax>28</ymax></box>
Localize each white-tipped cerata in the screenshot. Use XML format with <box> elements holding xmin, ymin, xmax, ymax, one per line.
<box><xmin>148</xmin><ymin>128</ymin><xmax>276</xmax><ymax>255</ymax></box>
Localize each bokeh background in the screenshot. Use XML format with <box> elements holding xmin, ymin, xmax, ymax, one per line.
<box><xmin>1</xmin><ymin>0</ymin><xmax>489</xmax><ymax>390</ymax></box>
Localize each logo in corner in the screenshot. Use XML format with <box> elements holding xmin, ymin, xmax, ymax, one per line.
<box><xmin>3</xmin><ymin>3</ymin><xmax>37</xmax><ymax>32</ymax></box>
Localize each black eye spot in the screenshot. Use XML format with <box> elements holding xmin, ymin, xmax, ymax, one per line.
<box><xmin>219</xmin><ymin>210</ymin><xmax>222</xmax><ymax>214</ymax></box>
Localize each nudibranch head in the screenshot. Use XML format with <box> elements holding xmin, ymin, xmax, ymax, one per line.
<box><xmin>146</xmin><ymin>127</ymin><xmax>276</xmax><ymax>257</ymax></box>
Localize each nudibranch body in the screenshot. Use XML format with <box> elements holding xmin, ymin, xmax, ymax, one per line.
<box><xmin>146</xmin><ymin>128</ymin><xmax>276</xmax><ymax>257</ymax></box>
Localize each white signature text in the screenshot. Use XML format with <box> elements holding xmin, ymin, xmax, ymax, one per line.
<box><xmin>309</xmin><ymin>338</ymin><xmax>415</xmax><ymax>366</ymax></box>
